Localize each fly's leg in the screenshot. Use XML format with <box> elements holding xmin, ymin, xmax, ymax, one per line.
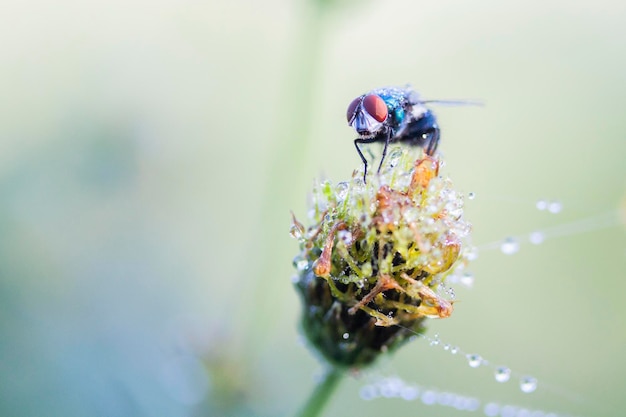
<box><xmin>354</xmin><ymin>137</ymin><xmax>378</xmax><ymax>183</ymax></box>
<box><xmin>376</xmin><ymin>129</ymin><xmax>393</xmax><ymax>174</ymax></box>
<box><xmin>424</xmin><ymin>127</ymin><xmax>440</xmax><ymax>156</ymax></box>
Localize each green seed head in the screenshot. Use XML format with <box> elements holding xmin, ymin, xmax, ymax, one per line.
<box><xmin>292</xmin><ymin>146</ymin><xmax>472</xmax><ymax>369</ymax></box>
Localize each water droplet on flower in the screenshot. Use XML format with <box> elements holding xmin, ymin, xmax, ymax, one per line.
<box><xmin>500</xmin><ymin>237</ymin><xmax>520</xmax><ymax>255</ymax></box>
<box><xmin>495</xmin><ymin>366</ymin><xmax>511</xmax><ymax>383</ymax></box>
<box><xmin>295</xmin><ymin>259</ymin><xmax>309</xmax><ymax>271</ymax></box>
<box><xmin>468</xmin><ymin>192</ymin><xmax>476</xmax><ymax>200</ymax></box>
<box><xmin>289</xmin><ymin>225</ymin><xmax>303</xmax><ymax>239</ymax></box>
<box><xmin>361</xmin><ymin>262</ymin><xmax>372</xmax><ymax>277</ymax></box>
<box><xmin>403</xmin><ymin>207</ymin><xmax>419</xmax><ymax>223</ymax></box>
<box><xmin>342</xmin><ymin>332</ymin><xmax>349</xmax><ymax>340</ymax></box>
<box><xmin>536</xmin><ymin>200</ymin><xmax>548</xmax><ymax>211</ymax></box>
<box><xmin>465</xmin><ymin>247</ymin><xmax>479</xmax><ymax>261</ymax></box>
<box><xmin>520</xmin><ymin>376</ymin><xmax>537</xmax><ymax>393</ymax></box>
<box><xmin>467</xmin><ymin>354</ymin><xmax>482</xmax><ymax>368</ymax></box>
<box><xmin>529</xmin><ymin>231</ymin><xmax>545</xmax><ymax>245</ymax></box>
<box><xmin>335</xmin><ymin>182</ymin><xmax>349</xmax><ymax>200</ymax></box>
<box><xmin>337</xmin><ymin>230</ymin><xmax>352</xmax><ymax>245</ymax></box>
<box><xmin>395</xmin><ymin>172</ymin><xmax>412</xmax><ymax>189</ymax></box>
<box><xmin>387</xmin><ymin>148</ymin><xmax>403</xmax><ymax>168</ymax></box>
<box><xmin>548</xmin><ymin>201</ymin><xmax>562</xmax><ymax>214</ymax></box>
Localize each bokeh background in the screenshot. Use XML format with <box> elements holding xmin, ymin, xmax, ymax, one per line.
<box><xmin>1</xmin><ymin>0</ymin><xmax>624</xmax><ymax>416</ymax></box>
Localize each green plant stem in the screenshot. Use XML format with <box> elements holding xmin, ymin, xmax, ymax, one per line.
<box><xmin>297</xmin><ymin>367</ymin><xmax>344</xmax><ymax>417</ymax></box>
<box><xmin>243</xmin><ymin>1</ymin><xmax>331</xmax><ymax>347</ymax></box>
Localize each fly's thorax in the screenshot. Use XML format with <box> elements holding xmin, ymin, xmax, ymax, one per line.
<box><xmin>409</xmin><ymin>103</ymin><xmax>429</xmax><ymax>121</ymax></box>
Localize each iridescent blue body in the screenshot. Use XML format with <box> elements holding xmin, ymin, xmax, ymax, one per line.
<box><xmin>346</xmin><ymin>86</ymin><xmax>440</xmax><ymax>182</ymax></box>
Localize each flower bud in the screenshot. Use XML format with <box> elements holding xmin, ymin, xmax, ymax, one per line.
<box><xmin>292</xmin><ymin>147</ymin><xmax>472</xmax><ymax>369</ymax></box>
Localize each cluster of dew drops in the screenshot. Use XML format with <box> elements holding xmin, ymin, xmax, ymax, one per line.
<box><xmin>409</xmin><ymin>331</ymin><xmax>537</xmax><ymax>393</ymax></box>
<box><xmin>360</xmin><ymin>375</ymin><xmax>576</xmax><ymax>417</ymax></box>
<box><xmin>499</xmin><ymin>199</ymin><xmax>562</xmax><ymax>254</ymax></box>
<box><xmin>424</xmin><ymin>194</ymin><xmax>565</xmax><ymax>392</ymax></box>
<box><xmin>357</xmin><ymin>194</ymin><xmax>578</xmax><ymax>415</ymax></box>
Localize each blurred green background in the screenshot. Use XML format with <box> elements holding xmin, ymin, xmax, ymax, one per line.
<box><xmin>1</xmin><ymin>0</ymin><xmax>624</xmax><ymax>416</ymax></box>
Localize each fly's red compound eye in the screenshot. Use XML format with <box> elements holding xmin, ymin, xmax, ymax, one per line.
<box><xmin>362</xmin><ymin>94</ymin><xmax>388</xmax><ymax>122</ymax></box>
<box><xmin>346</xmin><ymin>96</ymin><xmax>361</xmax><ymax>122</ymax></box>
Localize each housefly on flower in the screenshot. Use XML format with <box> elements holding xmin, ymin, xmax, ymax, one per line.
<box><xmin>346</xmin><ymin>85</ymin><xmax>480</xmax><ymax>182</ymax></box>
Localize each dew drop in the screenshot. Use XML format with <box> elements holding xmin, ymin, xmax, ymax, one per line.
<box><xmin>361</xmin><ymin>262</ymin><xmax>373</xmax><ymax>277</ymax></box>
<box><xmin>379</xmin><ymin>377</ymin><xmax>403</xmax><ymax>398</ymax></box>
<box><xmin>467</xmin><ymin>354</ymin><xmax>483</xmax><ymax>368</ymax></box>
<box><xmin>460</xmin><ymin>272</ymin><xmax>475</xmax><ymax>288</ymax></box>
<box><xmin>387</xmin><ymin>148</ymin><xmax>403</xmax><ymax>168</ymax></box>
<box><xmin>547</xmin><ymin>201</ymin><xmax>562</xmax><ymax>214</ymax></box>
<box><xmin>501</xmin><ymin>405</ymin><xmax>518</xmax><ymax>417</ymax></box>
<box><xmin>465</xmin><ymin>247</ymin><xmax>479</xmax><ymax>261</ymax></box>
<box><xmin>335</xmin><ymin>182</ymin><xmax>349</xmax><ymax>200</ymax></box>
<box><xmin>529</xmin><ymin>231</ymin><xmax>545</xmax><ymax>245</ymax></box>
<box><xmin>535</xmin><ymin>200</ymin><xmax>548</xmax><ymax>211</ymax></box>
<box><xmin>429</xmin><ymin>334</ymin><xmax>440</xmax><ymax>346</ymax></box>
<box><xmin>520</xmin><ymin>376</ymin><xmax>537</xmax><ymax>393</ymax></box>
<box><xmin>295</xmin><ymin>259</ymin><xmax>309</xmax><ymax>271</ymax></box>
<box><xmin>400</xmin><ymin>385</ymin><xmax>419</xmax><ymax>401</ymax></box>
<box><xmin>468</xmin><ymin>192</ymin><xmax>476</xmax><ymax>200</ymax></box>
<box><xmin>443</xmin><ymin>344</ymin><xmax>451</xmax><ymax>351</ymax></box>
<box><xmin>395</xmin><ymin>172</ymin><xmax>413</xmax><ymax>190</ymax></box>
<box><xmin>484</xmin><ymin>402</ymin><xmax>500</xmax><ymax>417</ymax></box>
<box><xmin>421</xmin><ymin>390</ymin><xmax>437</xmax><ymax>405</ymax></box>
<box><xmin>437</xmin><ymin>391</ymin><xmax>455</xmax><ymax>406</ymax></box>
<box><xmin>359</xmin><ymin>384</ymin><xmax>378</xmax><ymax>400</ymax></box>
<box><xmin>495</xmin><ymin>366</ymin><xmax>511</xmax><ymax>383</ymax></box>
<box><xmin>450</xmin><ymin>346</ymin><xmax>459</xmax><ymax>355</ymax></box>
<box><xmin>403</xmin><ymin>207</ymin><xmax>419</xmax><ymax>223</ymax></box>
<box><xmin>342</xmin><ymin>332</ymin><xmax>349</xmax><ymax>340</ymax></box>
<box><xmin>337</xmin><ymin>230</ymin><xmax>353</xmax><ymax>245</ymax></box>
<box><xmin>463</xmin><ymin>397</ymin><xmax>481</xmax><ymax>412</ymax></box>
<box><xmin>500</xmin><ymin>237</ymin><xmax>520</xmax><ymax>255</ymax></box>
<box><xmin>289</xmin><ymin>225</ymin><xmax>303</xmax><ymax>239</ymax></box>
